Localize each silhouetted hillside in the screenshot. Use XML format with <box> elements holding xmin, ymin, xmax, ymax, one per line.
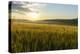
<box><xmin>9</xmin><ymin>18</ymin><xmax>78</xmax><ymax>26</ymax></box>
<box><xmin>38</xmin><ymin>18</ymin><xmax>78</xmax><ymax>26</ymax></box>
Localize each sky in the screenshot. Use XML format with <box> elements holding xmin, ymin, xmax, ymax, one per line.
<box><xmin>10</xmin><ymin>1</ymin><xmax>78</xmax><ymax>21</ymax></box>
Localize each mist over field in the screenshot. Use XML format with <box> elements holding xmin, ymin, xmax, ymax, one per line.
<box><xmin>9</xmin><ymin>19</ymin><xmax>78</xmax><ymax>53</ymax></box>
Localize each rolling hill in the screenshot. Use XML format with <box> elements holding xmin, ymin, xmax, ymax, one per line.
<box><xmin>9</xmin><ymin>18</ymin><xmax>78</xmax><ymax>26</ymax></box>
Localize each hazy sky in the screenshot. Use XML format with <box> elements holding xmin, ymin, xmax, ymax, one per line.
<box><xmin>11</xmin><ymin>1</ymin><xmax>78</xmax><ymax>21</ymax></box>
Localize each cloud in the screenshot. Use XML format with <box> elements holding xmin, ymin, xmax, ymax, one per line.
<box><xmin>11</xmin><ymin>1</ymin><xmax>47</xmax><ymax>15</ymax></box>
<box><xmin>11</xmin><ymin>1</ymin><xmax>32</xmax><ymax>14</ymax></box>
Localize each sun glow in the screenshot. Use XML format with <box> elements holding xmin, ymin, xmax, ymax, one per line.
<box><xmin>26</xmin><ymin>12</ymin><xmax>39</xmax><ymax>21</ymax></box>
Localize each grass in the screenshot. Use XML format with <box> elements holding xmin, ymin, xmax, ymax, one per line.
<box><xmin>10</xmin><ymin>21</ymin><xmax>78</xmax><ymax>53</ymax></box>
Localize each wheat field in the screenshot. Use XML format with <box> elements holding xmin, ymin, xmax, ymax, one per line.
<box><xmin>10</xmin><ymin>21</ymin><xmax>78</xmax><ymax>53</ymax></box>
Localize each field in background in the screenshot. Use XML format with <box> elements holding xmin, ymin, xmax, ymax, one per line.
<box><xmin>10</xmin><ymin>20</ymin><xmax>78</xmax><ymax>53</ymax></box>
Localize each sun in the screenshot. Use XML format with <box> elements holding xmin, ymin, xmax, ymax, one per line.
<box><xmin>26</xmin><ymin>12</ymin><xmax>39</xmax><ymax>21</ymax></box>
